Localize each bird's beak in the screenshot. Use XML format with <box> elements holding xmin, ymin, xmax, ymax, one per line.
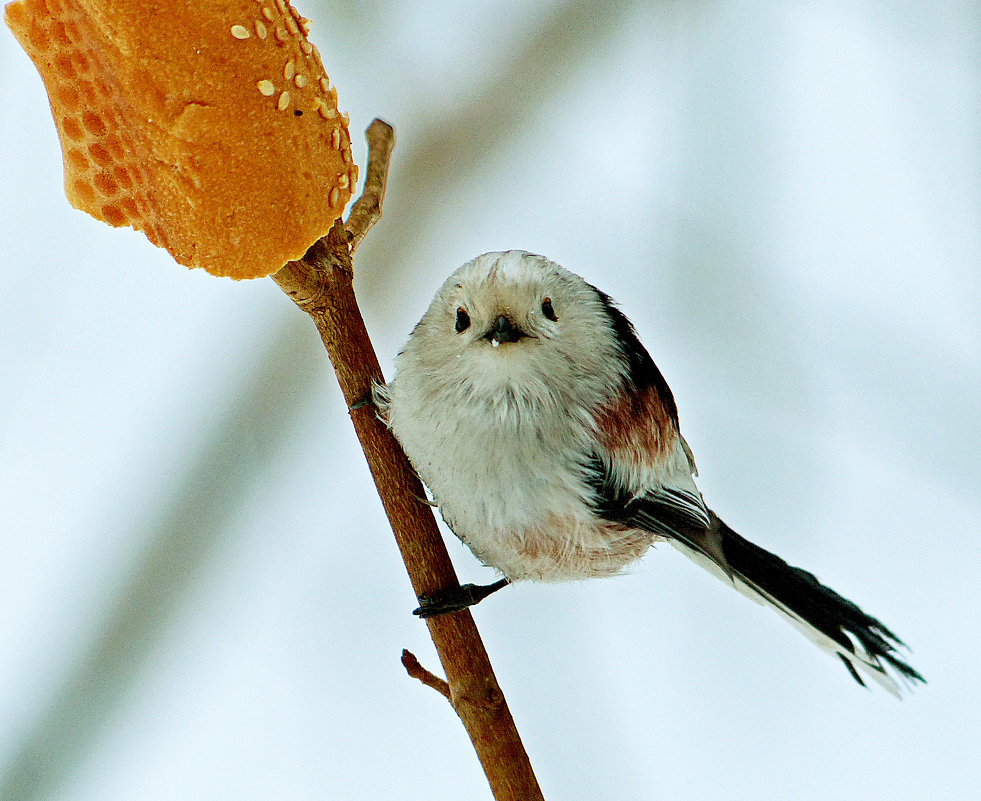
<box><xmin>485</xmin><ymin>314</ymin><xmax>526</xmax><ymax>346</ymax></box>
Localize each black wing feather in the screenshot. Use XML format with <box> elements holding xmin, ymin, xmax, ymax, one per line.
<box><xmin>587</xmin><ymin>284</ymin><xmax>679</xmax><ymax>424</ymax></box>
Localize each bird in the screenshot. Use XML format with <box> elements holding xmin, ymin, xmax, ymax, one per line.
<box><xmin>375</xmin><ymin>249</ymin><xmax>923</xmax><ymax>695</ymax></box>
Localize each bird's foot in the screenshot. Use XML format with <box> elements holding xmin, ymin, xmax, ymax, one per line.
<box><xmin>348</xmin><ymin>392</ymin><xmax>375</xmax><ymax>412</ymax></box>
<box><xmin>413</xmin><ymin>578</ymin><xmax>510</xmax><ymax>618</ymax></box>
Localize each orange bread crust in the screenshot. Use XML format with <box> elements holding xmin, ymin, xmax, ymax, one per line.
<box><xmin>5</xmin><ymin>0</ymin><xmax>357</xmax><ymax>279</ymax></box>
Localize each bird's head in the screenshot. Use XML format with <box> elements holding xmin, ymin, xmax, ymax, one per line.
<box><xmin>398</xmin><ymin>250</ymin><xmax>627</xmax><ymax>412</ymax></box>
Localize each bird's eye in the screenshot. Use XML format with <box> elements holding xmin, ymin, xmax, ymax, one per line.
<box><xmin>541</xmin><ymin>298</ymin><xmax>557</xmax><ymax>321</ymax></box>
<box><xmin>455</xmin><ymin>307</ymin><xmax>471</xmax><ymax>333</ymax></box>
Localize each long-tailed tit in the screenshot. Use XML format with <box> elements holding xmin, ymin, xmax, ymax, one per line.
<box><xmin>376</xmin><ymin>250</ymin><xmax>923</xmax><ymax>694</ymax></box>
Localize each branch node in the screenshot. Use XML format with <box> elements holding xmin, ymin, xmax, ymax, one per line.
<box><xmin>345</xmin><ymin>118</ymin><xmax>395</xmax><ymax>254</ymax></box>
<box><xmin>402</xmin><ymin>649</ymin><xmax>452</xmax><ymax>702</ymax></box>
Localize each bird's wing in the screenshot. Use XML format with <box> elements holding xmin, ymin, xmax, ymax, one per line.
<box><xmin>584</xmin><ymin>444</ymin><xmax>729</xmax><ymax>581</ymax></box>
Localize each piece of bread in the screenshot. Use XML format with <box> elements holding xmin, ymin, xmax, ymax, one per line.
<box><xmin>5</xmin><ymin>0</ymin><xmax>357</xmax><ymax>279</ymax></box>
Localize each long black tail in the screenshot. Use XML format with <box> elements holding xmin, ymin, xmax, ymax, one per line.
<box><xmin>672</xmin><ymin>514</ymin><xmax>924</xmax><ymax>695</ymax></box>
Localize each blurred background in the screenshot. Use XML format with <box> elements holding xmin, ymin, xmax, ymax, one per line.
<box><xmin>2</xmin><ymin>1</ymin><xmax>979</xmax><ymax>799</ymax></box>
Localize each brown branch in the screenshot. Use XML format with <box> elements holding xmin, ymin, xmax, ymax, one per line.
<box><xmin>271</xmin><ymin>119</ymin><xmax>544</xmax><ymax>801</ymax></box>
<box><xmin>401</xmin><ymin>649</ymin><xmax>452</xmax><ymax>701</ymax></box>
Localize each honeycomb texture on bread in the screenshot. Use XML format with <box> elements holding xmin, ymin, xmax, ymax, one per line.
<box><xmin>5</xmin><ymin>0</ymin><xmax>358</xmax><ymax>279</ymax></box>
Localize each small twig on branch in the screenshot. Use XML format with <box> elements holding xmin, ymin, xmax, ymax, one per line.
<box><xmin>270</xmin><ymin>119</ymin><xmax>544</xmax><ymax>801</ymax></box>
<box><xmin>402</xmin><ymin>649</ymin><xmax>452</xmax><ymax>701</ymax></box>
<box><xmin>345</xmin><ymin>119</ymin><xmax>395</xmax><ymax>253</ymax></box>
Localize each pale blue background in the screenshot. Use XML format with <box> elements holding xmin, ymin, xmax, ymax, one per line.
<box><xmin>1</xmin><ymin>1</ymin><xmax>978</xmax><ymax>799</ymax></box>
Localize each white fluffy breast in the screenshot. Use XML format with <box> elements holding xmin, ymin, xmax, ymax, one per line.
<box><xmin>383</xmin><ymin>344</ymin><xmax>600</xmax><ymax>538</ymax></box>
<box><xmin>383</xmin><ymin>378</ymin><xmax>656</xmax><ymax>580</ymax></box>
